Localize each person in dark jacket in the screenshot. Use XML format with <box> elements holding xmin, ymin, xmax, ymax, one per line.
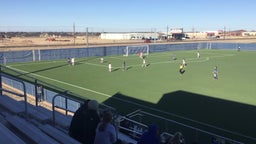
<box><xmin>81</xmin><ymin>100</ymin><xmax>100</xmax><ymax>144</ymax></box>
<box><xmin>137</xmin><ymin>124</ymin><xmax>160</xmax><ymax>144</ymax></box>
<box><xmin>69</xmin><ymin>100</ymin><xmax>90</xmax><ymax>142</ymax></box>
<box><xmin>69</xmin><ymin>100</ymin><xmax>100</xmax><ymax>144</ymax></box>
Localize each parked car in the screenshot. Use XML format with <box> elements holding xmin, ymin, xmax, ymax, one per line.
<box><xmin>144</xmin><ymin>39</ymin><xmax>151</xmax><ymax>43</ymax></box>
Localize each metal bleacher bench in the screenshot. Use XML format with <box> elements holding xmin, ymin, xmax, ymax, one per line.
<box><xmin>36</xmin><ymin>106</ymin><xmax>73</xmax><ymax>128</ymax></box>
<box><xmin>0</xmin><ymin>122</ymin><xmax>26</xmax><ymax>144</ymax></box>
<box><xmin>6</xmin><ymin>115</ymin><xmax>59</xmax><ymax>144</ymax></box>
<box><xmin>0</xmin><ymin>94</ymin><xmax>72</xmax><ymax>129</ymax></box>
<box><xmin>39</xmin><ymin>124</ymin><xmax>80</xmax><ymax>144</ymax></box>
<box><xmin>0</xmin><ymin>95</ymin><xmax>24</xmax><ymax>114</ymax></box>
<box><xmin>26</xmin><ymin>103</ymin><xmax>52</xmax><ymax>123</ymax></box>
<box><xmin>0</xmin><ymin>95</ymin><xmax>52</xmax><ymax>123</ymax></box>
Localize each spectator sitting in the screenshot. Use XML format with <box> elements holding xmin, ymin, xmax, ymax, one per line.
<box><xmin>137</xmin><ymin>124</ymin><xmax>160</xmax><ymax>144</ymax></box>
<box><xmin>69</xmin><ymin>100</ymin><xmax>100</xmax><ymax>144</ymax></box>
<box><xmin>167</xmin><ymin>132</ymin><xmax>185</xmax><ymax>144</ymax></box>
<box><xmin>82</xmin><ymin>100</ymin><xmax>101</xmax><ymax>144</ymax></box>
<box><xmin>94</xmin><ymin>111</ymin><xmax>117</xmax><ymax>144</ymax></box>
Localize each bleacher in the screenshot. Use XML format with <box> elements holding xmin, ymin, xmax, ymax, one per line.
<box><xmin>0</xmin><ymin>93</ymin><xmax>142</xmax><ymax>144</ymax></box>
<box><xmin>0</xmin><ymin>94</ymin><xmax>81</xmax><ymax>144</ymax></box>
<box><xmin>0</xmin><ymin>89</ymin><xmax>139</xmax><ymax>144</ymax></box>
<box><xmin>0</xmin><ymin>121</ymin><xmax>26</xmax><ymax>144</ymax></box>
<box><xmin>0</xmin><ymin>58</ymin><xmax>192</xmax><ymax>144</ymax></box>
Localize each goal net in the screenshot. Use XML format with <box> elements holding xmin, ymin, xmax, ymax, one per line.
<box><xmin>123</xmin><ymin>45</ymin><xmax>149</xmax><ymax>56</ymax></box>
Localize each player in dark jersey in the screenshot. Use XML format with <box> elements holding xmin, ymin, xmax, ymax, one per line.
<box><xmin>179</xmin><ymin>64</ymin><xmax>185</xmax><ymax>74</ymax></box>
<box><xmin>213</xmin><ymin>66</ymin><xmax>218</xmax><ymax>79</ymax></box>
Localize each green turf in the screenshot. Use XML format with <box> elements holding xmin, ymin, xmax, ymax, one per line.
<box><xmin>6</xmin><ymin>49</ymin><xmax>256</xmax><ymax>143</ymax></box>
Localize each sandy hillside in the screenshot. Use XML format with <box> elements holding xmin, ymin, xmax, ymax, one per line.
<box><xmin>0</xmin><ymin>36</ymin><xmax>256</xmax><ymax>51</ymax></box>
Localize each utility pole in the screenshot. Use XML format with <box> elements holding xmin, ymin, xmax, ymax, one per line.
<box><xmin>73</xmin><ymin>22</ymin><xmax>76</xmax><ymax>45</ymax></box>
<box><xmin>154</xmin><ymin>28</ymin><xmax>157</xmax><ymax>43</ymax></box>
<box><xmin>86</xmin><ymin>27</ymin><xmax>88</xmax><ymax>47</ymax></box>
<box><xmin>166</xmin><ymin>25</ymin><xmax>169</xmax><ymax>42</ymax></box>
<box><xmin>192</xmin><ymin>26</ymin><xmax>195</xmax><ymax>39</ymax></box>
<box><xmin>224</xmin><ymin>26</ymin><xmax>226</xmax><ymax>40</ymax></box>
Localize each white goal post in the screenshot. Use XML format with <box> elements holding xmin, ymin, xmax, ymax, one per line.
<box><xmin>123</xmin><ymin>45</ymin><xmax>149</xmax><ymax>56</ymax></box>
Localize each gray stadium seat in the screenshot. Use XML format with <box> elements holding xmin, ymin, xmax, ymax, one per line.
<box><xmin>0</xmin><ymin>122</ymin><xmax>25</xmax><ymax>144</ymax></box>
<box><xmin>39</xmin><ymin>124</ymin><xmax>80</xmax><ymax>144</ymax></box>
<box><xmin>0</xmin><ymin>95</ymin><xmax>24</xmax><ymax>114</ymax></box>
<box><xmin>6</xmin><ymin>115</ymin><xmax>59</xmax><ymax>144</ymax></box>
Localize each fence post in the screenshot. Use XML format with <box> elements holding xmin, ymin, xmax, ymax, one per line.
<box><xmin>0</xmin><ymin>66</ymin><xmax>2</xmax><ymax>96</ymax></box>
<box><xmin>35</xmin><ymin>80</ymin><xmax>38</xmax><ymax>107</ymax></box>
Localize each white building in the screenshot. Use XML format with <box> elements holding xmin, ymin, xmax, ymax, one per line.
<box><xmin>100</xmin><ymin>33</ymin><xmax>131</xmax><ymax>40</ymax></box>
<box><xmin>100</xmin><ymin>32</ymin><xmax>159</xmax><ymax>40</ymax></box>
<box><xmin>242</xmin><ymin>31</ymin><xmax>256</xmax><ymax>36</ymax></box>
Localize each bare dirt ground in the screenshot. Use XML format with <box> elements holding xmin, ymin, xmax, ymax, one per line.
<box><xmin>0</xmin><ymin>36</ymin><xmax>256</xmax><ymax>51</ymax></box>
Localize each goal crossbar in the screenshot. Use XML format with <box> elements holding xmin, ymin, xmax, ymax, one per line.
<box><xmin>124</xmin><ymin>45</ymin><xmax>149</xmax><ymax>56</ymax></box>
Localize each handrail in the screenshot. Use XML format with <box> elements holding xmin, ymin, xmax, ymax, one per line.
<box><xmin>52</xmin><ymin>92</ymin><xmax>84</xmax><ymax>125</ymax></box>
<box><xmin>139</xmin><ymin>110</ymin><xmax>245</xmax><ymax>144</ymax></box>
<box><xmin>118</xmin><ymin>115</ymin><xmax>148</xmax><ymax>128</ymax></box>
<box><xmin>0</xmin><ymin>72</ymin><xmax>28</xmax><ymax>117</ymax></box>
<box><xmin>52</xmin><ymin>92</ymin><xmax>117</xmax><ymax>126</ymax></box>
<box><xmin>116</xmin><ymin>115</ymin><xmax>148</xmax><ymax>136</ymax></box>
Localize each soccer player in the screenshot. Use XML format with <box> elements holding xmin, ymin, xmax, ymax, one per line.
<box><xmin>213</xmin><ymin>66</ymin><xmax>218</xmax><ymax>79</ymax></box>
<box><xmin>142</xmin><ymin>57</ymin><xmax>146</xmax><ymax>67</ymax></box>
<box><xmin>123</xmin><ymin>60</ymin><xmax>126</xmax><ymax>71</ymax></box>
<box><xmin>138</xmin><ymin>51</ymin><xmax>143</xmax><ymax>59</ymax></box>
<box><xmin>182</xmin><ymin>58</ymin><xmax>186</xmax><ymax>67</ymax></box>
<box><xmin>67</xmin><ymin>58</ymin><xmax>71</xmax><ymax>65</ymax></box>
<box><xmin>100</xmin><ymin>57</ymin><xmax>104</xmax><ymax>63</ymax></box>
<box><xmin>71</xmin><ymin>57</ymin><xmax>75</xmax><ymax>66</ymax></box>
<box><xmin>179</xmin><ymin>64</ymin><xmax>185</xmax><ymax>74</ymax></box>
<box><xmin>108</xmin><ymin>63</ymin><xmax>112</xmax><ymax>72</ymax></box>
<box><xmin>172</xmin><ymin>54</ymin><xmax>177</xmax><ymax>61</ymax></box>
<box><xmin>197</xmin><ymin>51</ymin><xmax>200</xmax><ymax>58</ymax></box>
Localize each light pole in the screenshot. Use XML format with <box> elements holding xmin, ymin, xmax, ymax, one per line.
<box><xmin>224</xmin><ymin>26</ymin><xmax>226</xmax><ymax>40</ymax></box>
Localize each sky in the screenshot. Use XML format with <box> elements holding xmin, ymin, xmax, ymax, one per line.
<box><xmin>0</xmin><ymin>0</ymin><xmax>255</xmax><ymax>32</ymax></box>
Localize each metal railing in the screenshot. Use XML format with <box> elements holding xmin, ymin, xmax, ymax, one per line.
<box><xmin>52</xmin><ymin>93</ymin><xmax>84</xmax><ymax>125</ymax></box>
<box><xmin>121</xmin><ymin>109</ymin><xmax>245</xmax><ymax>144</ymax></box>
<box><xmin>0</xmin><ymin>73</ymin><xmax>28</xmax><ymax>117</ymax></box>
<box><xmin>52</xmin><ymin>92</ymin><xmax>117</xmax><ymax>126</ymax></box>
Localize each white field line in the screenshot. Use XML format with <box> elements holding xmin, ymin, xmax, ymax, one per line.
<box><xmin>83</xmin><ymin>56</ymin><xmax>210</xmax><ymax>69</ymax></box>
<box><xmin>9</xmin><ymin>52</ymin><xmax>234</xmax><ymax>68</ymax></box>
<box><xmin>109</xmin><ymin>52</ymin><xmax>234</xmax><ymax>65</ymax></box>
<box><xmin>7</xmin><ymin>66</ymin><xmax>110</xmax><ymax>97</ymax></box>
<box><xmin>10</xmin><ymin>53</ymin><xmax>225</xmax><ymax>70</ymax></box>
<box><xmin>82</xmin><ymin>62</ymin><xmax>108</xmax><ymax>68</ymax></box>
<box><xmin>9</xmin><ymin>60</ymin><xmax>65</xmax><ymax>67</ymax></box>
<box><xmin>109</xmin><ymin>52</ymin><xmax>173</xmax><ymax>60</ymax></box>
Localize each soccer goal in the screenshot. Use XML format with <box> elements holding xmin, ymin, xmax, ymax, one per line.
<box><xmin>123</xmin><ymin>45</ymin><xmax>149</xmax><ymax>56</ymax></box>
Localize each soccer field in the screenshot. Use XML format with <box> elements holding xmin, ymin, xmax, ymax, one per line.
<box><xmin>6</xmin><ymin>49</ymin><xmax>256</xmax><ymax>143</ymax></box>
